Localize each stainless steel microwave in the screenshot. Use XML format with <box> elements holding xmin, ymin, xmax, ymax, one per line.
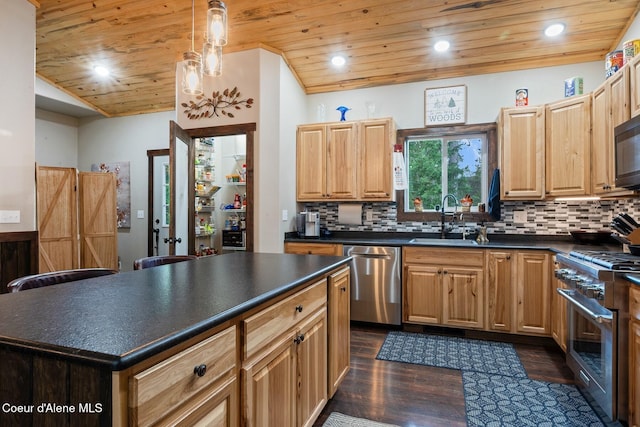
<box><xmin>615</xmin><ymin>114</ymin><xmax>640</xmax><ymax>189</ymax></box>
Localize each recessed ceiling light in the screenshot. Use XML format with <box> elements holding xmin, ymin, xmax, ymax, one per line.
<box><xmin>93</xmin><ymin>65</ymin><xmax>110</xmax><ymax>77</ymax></box>
<box><xmin>434</xmin><ymin>40</ymin><xmax>450</xmax><ymax>52</ymax></box>
<box><xmin>544</xmin><ymin>23</ymin><xmax>565</xmax><ymax>37</ymax></box>
<box><xmin>331</xmin><ymin>55</ymin><xmax>346</xmax><ymax>67</ymax></box>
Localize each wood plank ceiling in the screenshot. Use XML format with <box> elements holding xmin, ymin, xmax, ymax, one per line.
<box><xmin>35</xmin><ymin>0</ymin><xmax>640</xmax><ymax>117</ymax></box>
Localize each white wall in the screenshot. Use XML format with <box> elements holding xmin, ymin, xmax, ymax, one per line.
<box><xmin>0</xmin><ymin>0</ymin><xmax>36</xmax><ymax>232</ymax></box>
<box><xmin>279</xmin><ymin>59</ymin><xmax>307</xmax><ymax>242</ymax></box>
<box><xmin>77</xmin><ymin>111</ymin><xmax>176</xmax><ymax>271</ymax></box>
<box><xmin>36</xmin><ymin>109</ymin><xmax>79</xmax><ymax>167</ymax></box>
<box><xmin>306</xmin><ymin>61</ymin><xmax>604</xmax><ymax>129</ymax></box>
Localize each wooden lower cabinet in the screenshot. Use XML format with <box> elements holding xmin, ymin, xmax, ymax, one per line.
<box><xmin>403</xmin><ymin>247</ymin><xmax>484</xmax><ymax>329</ymax></box>
<box><xmin>629</xmin><ymin>286</ymin><xmax>640</xmax><ymax>426</ymax></box>
<box><xmin>242</xmin><ymin>308</ymin><xmax>327</xmax><ymax>427</ymax></box>
<box><xmin>327</xmin><ymin>267</ymin><xmax>350</xmax><ymax>397</ymax></box>
<box><xmin>551</xmin><ymin>277</ymin><xmax>568</xmax><ymax>352</ymax></box>
<box><xmin>485</xmin><ymin>250</ymin><xmax>551</xmax><ymax>336</ymax></box>
<box><xmin>515</xmin><ymin>251</ymin><xmax>551</xmax><ymax>335</ymax></box>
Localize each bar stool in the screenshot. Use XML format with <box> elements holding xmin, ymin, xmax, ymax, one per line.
<box><xmin>7</xmin><ymin>268</ymin><xmax>118</xmax><ymax>292</ymax></box>
<box><xmin>133</xmin><ymin>255</ymin><xmax>198</xmax><ymax>270</ymax></box>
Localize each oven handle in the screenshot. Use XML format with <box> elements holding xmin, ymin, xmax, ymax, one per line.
<box><xmin>557</xmin><ymin>288</ymin><xmax>613</xmax><ymax>324</ymax></box>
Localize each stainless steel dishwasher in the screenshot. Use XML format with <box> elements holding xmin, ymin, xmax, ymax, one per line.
<box><xmin>343</xmin><ymin>245</ymin><xmax>401</xmax><ymax>325</ymax></box>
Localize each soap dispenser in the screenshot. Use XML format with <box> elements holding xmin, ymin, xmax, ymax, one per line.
<box><xmin>476</xmin><ymin>224</ymin><xmax>489</xmax><ymax>244</ymax></box>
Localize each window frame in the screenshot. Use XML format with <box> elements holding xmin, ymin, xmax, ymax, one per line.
<box><xmin>396</xmin><ymin>122</ymin><xmax>498</xmax><ymax>223</ymax></box>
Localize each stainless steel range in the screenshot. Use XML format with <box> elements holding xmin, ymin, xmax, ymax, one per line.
<box><xmin>556</xmin><ymin>250</ymin><xmax>632</xmax><ymax>424</ymax></box>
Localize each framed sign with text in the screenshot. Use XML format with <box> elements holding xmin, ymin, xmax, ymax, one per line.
<box><xmin>424</xmin><ymin>85</ymin><xmax>467</xmax><ymax>126</ymax></box>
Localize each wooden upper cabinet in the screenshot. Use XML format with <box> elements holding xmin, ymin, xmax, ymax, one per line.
<box><xmin>499</xmin><ymin>106</ymin><xmax>545</xmax><ymax>199</ymax></box>
<box><xmin>630</xmin><ymin>53</ymin><xmax>640</xmax><ymax>117</ymax></box>
<box><xmin>358</xmin><ymin>119</ymin><xmax>395</xmax><ymax>200</ymax></box>
<box><xmin>545</xmin><ymin>94</ymin><xmax>592</xmax><ymax>197</ymax></box>
<box><xmin>296</xmin><ymin>118</ymin><xmax>395</xmax><ymax>202</ymax></box>
<box><xmin>296</xmin><ymin>122</ymin><xmax>357</xmax><ymax>201</ymax></box>
<box><xmin>296</xmin><ymin>125</ymin><xmax>328</xmax><ymax>200</ymax></box>
<box><xmin>592</xmin><ymin>69</ymin><xmax>634</xmax><ymax>196</ymax></box>
<box><xmin>326</xmin><ymin>122</ymin><xmax>358</xmax><ymax>200</ymax></box>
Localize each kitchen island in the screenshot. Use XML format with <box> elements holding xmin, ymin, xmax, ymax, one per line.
<box><xmin>0</xmin><ymin>252</ymin><xmax>351</xmax><ymax>426</ymax></box>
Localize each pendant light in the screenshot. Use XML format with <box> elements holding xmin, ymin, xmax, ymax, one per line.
<box><xmin>203</xmin><ymin>41</ymin><xmax>223</xmax><ymax>76</ymax></box>
<box><xmin>181</xmin><ymin>0</ymin><xmax>203</xmax><ymax>95</ymax></box>
<box><xmin>207</xmin><ymin>0</ymin><xmax>228</xmax><ymax>46</ymax></box>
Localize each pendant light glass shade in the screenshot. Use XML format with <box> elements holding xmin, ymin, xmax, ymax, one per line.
<box><xmin>182</xmin><ymin>51</ymin><xmax>203</xmax><ymax>95</ymax></box>
<box><xmin>207</xmin><ymin>0</ymin><xmax>228</xmax><ymax>46</ymax></box>
<box><xmin>203</xmin><ymin>41</ymin><xmax>223</xmax><ymax>76</ymax></box>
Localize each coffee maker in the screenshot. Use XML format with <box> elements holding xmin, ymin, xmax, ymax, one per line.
<box><xmin>297</xmin><ymin>212</ymin><xmax>320</xmax><ymax>238</ymax></box>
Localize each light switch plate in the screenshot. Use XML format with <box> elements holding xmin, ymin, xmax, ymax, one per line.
<box><xmin>282</xmin><ymin>209</ymin><xmax>288</xmax><ymax>221</ymax></box>
<box><xmin>137</xmin><ymin>210</ymin><xmax>145</xmax><ymax>219</ymax></box>
<box><xmin>366</xmin><ymin>210</ymin><xmax>373</xmax><ymax>221</ymax></box>
<box><xmin>0</xmin><ymin>210</ymin><xmax>20</xmax><ymax>223</ymax></box>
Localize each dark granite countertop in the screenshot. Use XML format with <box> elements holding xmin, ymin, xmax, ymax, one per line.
<box><xmin>0</xmin><ymin>252</ymin><xmax>350</xmax><ymax>370</ymax></box>
<box><xmin>284</xmin><ymin>231</ymin><xmax>623</xmax><ymax>254</ymax></box>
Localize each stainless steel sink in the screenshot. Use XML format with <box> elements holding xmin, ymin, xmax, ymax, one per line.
<box><xmin>409</xmin><ymin>238</ymin><xmax>478</xmax><ymax>246</ymax></box>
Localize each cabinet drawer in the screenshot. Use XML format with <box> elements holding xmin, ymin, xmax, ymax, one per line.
<box><xmin>284</xmin><ymin>242</ymin><xmax>343</xmax><ymax>255</ymax></box>
<box><xmin>130</xmin><ymin>326</ymin><xmax>236</xmax><ymax>426</ymax></box>
<box><xmin>243</xmin><ymin>279</ymin><xmax>327</xmax><ymax>360</ymax></box>
<box><xmin>631</xmin><ymin>286</ymin><xmax>640</xmax><ymax>321</ymax></box>
<box><xmin>404</xmin><ymin>247</ymin><xmax>484</xmax><ymax>267</ymax></box>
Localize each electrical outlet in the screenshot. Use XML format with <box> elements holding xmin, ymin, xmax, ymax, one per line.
<box><xmin>513</xmin><ymin>211</ymin><xmax>527</xmax><ymax>223</ymax></box>
<box><xmin>366</xmin><ymin>210</ymin><xmax>373</xmax><ymax>221</ymax></box>
<box><xmin>137</xmin><ymin>210</ymin><xmax>145</xmax><ymax>219</ymax></box>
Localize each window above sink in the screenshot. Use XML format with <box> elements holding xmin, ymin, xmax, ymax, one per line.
<box><xmin>396</xmin><ymin>123</ymin><xmax>498</xmax><ymax>223</ymax></box>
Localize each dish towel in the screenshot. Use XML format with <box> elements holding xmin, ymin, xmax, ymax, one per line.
<box><xmin>488</xmin><ymin>168</ymin><xmax>501</xmax><ymax>221</ymax></box>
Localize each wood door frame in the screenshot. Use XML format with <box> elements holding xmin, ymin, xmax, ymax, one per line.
<box><xmin>146</xmin><ymin>149</ymin><xmax>169</xmax><ymax>256</ymax></box>
<box><xmin>183</xmin><ymin>123</ymin><xmax>257</xmax><ymax>253</ymax></box>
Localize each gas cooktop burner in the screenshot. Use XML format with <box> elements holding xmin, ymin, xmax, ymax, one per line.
<box><xmin>569</xmin><ymin>250</ymin><xmax>640</xmax><ymax>271</ymax></box>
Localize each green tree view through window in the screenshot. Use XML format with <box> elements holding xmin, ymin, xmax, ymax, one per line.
<box><xmin>406</xmin><ymin>133</ymin><xmax>487</xmax><ymax>211</ymax></box>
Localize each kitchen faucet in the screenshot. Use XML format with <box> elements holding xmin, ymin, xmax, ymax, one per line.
<box><xmin>440</xmin><ymin>194</ymin><xmax>459</xmax><ymax>239</ymax></box>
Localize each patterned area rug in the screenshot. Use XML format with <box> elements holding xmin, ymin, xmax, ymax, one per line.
<box><xmin>376</xmin><ymin>331</ymin><xmax>527</xmax><ymax>377</ymax></box>
<box><xmin>463</xmin><ymin>372</ymin><xmax>605</xmax><ymax>427</ymax></box>
<box><xmin>376</xmin><ymin>331</ymin><xmax>606</xmax><ymax>427</ymax></box>
<box><xmin>322</xmin><ymin>412</ymin><xmax>400</xmax><ymax>427</ymax></box>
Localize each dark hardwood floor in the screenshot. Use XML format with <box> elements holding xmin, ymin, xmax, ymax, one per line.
<box><xmin>313</xmin><ymin>323</ymin><xmax>575</xmax><ymax>427</ymax></box>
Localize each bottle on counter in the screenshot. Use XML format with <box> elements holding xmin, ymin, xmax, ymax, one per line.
<box><xmin>233</xmin><ymin>193</ymin><xmax>241</xmax><ymax>209</ymax></box>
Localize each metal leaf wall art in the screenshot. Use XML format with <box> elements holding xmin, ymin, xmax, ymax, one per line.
<box><xmin>182</xmin><ymin>87</ymin><xmax>254</xmax><ymax>120</ymax></box>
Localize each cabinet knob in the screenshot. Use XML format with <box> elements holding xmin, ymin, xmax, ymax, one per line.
<box><xmin>506</xmin><ymin>255</ymin><xmax>511</xmax><ymax>260</ymax></box>
<box><xmin>193</xmin><ymin>364</ymin><xmax>207</xmax><ymax>377</ymax></box>
<box><xmin>295</xmin><ymin>304</ymin><xmax>304</xmax><ymax>313</ymax></box>
<box><xmin>340</xmin><ymin>286</ymin><xmax>347</xmax><ymax>292</ymax></box>
<box><xmin>437</xmin><ymin>269</ymin><xmax>442</xmax><ymax>274</ymax></box>
<box><xmin>294</xmin><ymin>334</ymin><xmax>305</xmax><ymax>345</ymax></box>
<box><xmin>443</xmin><ymin>270</ymin><xmax>448</xmax><ymax>274</ymax></box>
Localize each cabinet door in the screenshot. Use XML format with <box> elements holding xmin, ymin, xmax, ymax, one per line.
<box><xmin>486</xmin><ymin>251</ymin><xmax>514</xmax><ymax>332</ymax></box>
<box><xmin>631</xmin><ymin>54</ymin><xmax>640</xmax><ymax>118</ymax></box>
<box><xmin>359</xmin><ymin>119</ymin><xmax>393</xmax><ymax>200</ymax></box>
<box><xmin>499</xmin><ymin>106</ymin><xmax>545</xmax><ymax>199</ymax></box>
<box><xmin>296</xmin><ymin>309</ymin><xmax>328</xmax><ymax>427</ymax></box>
<box><xmin>442</xmin><ymin>266</ymin><xmax>484</xmax><ymax>329</ymax></box>
<box><xmin>515</xmin><ymin>251</ymin><xmax>551</xmax><ymax>335</ymax></box>
<box><xmin>545</xmin><ymin>95</ymin><xmax>592</xmax><ymax>197</ymax></box>
<box><xmin>404</xmin><ymin>264</ymin><xmax>441</xmax><ymax>324</ymax></box>
<box><xmin>328</xmin><ymin>267</ymin><xmax>350</xmax><ymax>398</ymax></box>
<box><xmin>297</xmin><ymin>125</ymin><xmax>327</xmax><ymax>200</ymax></box>
<box><xmin>591</xmin><ymin>82</ymin><xmax>612</xmax><ymax>195</ymax></box>
<box><xmin>161</xmin><ymin>377</ymin><xmax>239</xmax><ymax>427</ymax></box>
<box><xmin>551</xmin><ymin>279</ymin><xmax>568</xmax><ymax>352</ymax></box>
<box><xmin>631</xmin><ymin>322</ymin><xmax>640</xmax><ymax>427</ymax></box>
<box><xmin>326</xmin><ymin>123</ymin><xmax>358</xmax><ymax>200</ymax></box>
<box><xmin>242</xmin><ymin>337</ymin><xmax>296</xmax><ymax>427</ymax></box>
<box><xmin>284</xmin><ymin>242</ymin><xmax>343</xmax><ymax>256</ymax></box>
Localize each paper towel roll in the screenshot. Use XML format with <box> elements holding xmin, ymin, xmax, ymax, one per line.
<box><xmin>338</xmin><ymin>204</ymin><xmax>362</xmax><ymax>225</ymax></box>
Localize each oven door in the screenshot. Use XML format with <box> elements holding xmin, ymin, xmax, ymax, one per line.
<box><xmin>558</xmin><ymin>288</ymin><xmax>616</xmax><ymax>420</ymax></box>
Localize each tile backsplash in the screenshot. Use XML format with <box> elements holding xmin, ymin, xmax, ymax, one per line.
<box><xmin>300</xmin><ymin>199</ymin><xmax>640</xmax><ymax>235</ymax></box>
